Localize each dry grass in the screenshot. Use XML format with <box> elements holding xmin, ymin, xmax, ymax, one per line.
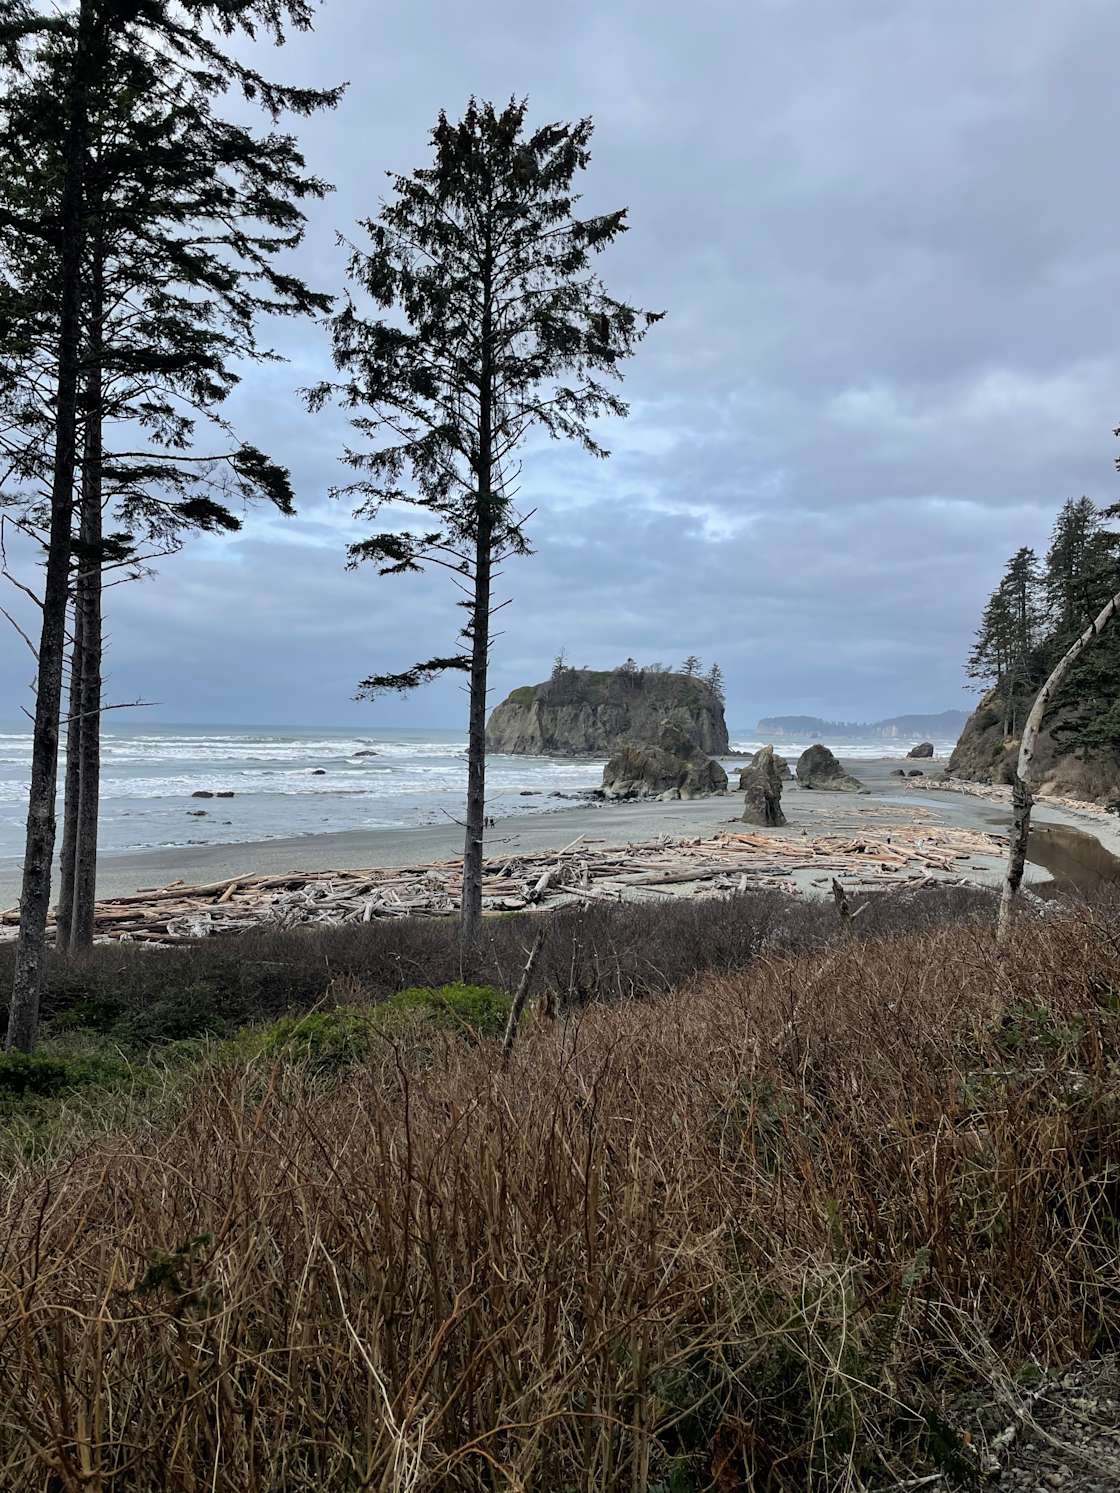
<box><xmin>0</xmin><ymin>901</ymin><xmax>1117</xmax><ymax>1490</ymax></box>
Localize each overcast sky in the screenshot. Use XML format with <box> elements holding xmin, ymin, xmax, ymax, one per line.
<box><xmin>7</xmin><ymin>0</ymin><xmax>1120</xmax><ymax>731</ymax></box>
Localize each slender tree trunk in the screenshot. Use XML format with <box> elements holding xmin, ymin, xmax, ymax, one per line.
<box><xmin>71</xmin><ymin>234</ymin><xmax>103</xmax><ymax>953</ymax></box>
<box><xmin>55</xmin><ymin>611</ymin><xmax>84</xmax><ymax>956</ymax></box>
<box><xmin>997</xmin><ymin>586</ymin><xmax>1120</xmax><ymax>945</ymax></box>
<box><xmin>461</xmin><ymin>236</ymin><xmax>494</xmax><ymax>944</ymax></box>
<box><xmin>7</xmin><ymin>1</ymin><xmax>94</xmax><ymax>1052</ymax></box>
<box><xmin>461</xmin><ymin>508</ymin><xmax>492</xmax><ymax>943</ymax></box>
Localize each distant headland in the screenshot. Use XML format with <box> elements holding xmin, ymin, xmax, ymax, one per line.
<box><xmin>757</xmin><ymin>710</ymin><xmax>969</xmax><ymax>740</ymax></box>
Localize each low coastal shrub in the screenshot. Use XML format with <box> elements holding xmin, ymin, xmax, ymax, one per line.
<box><xmin>388</xmin><ymin>980</ymin><xmax>511</xmax><ymax>1038</ymax></box>
<box><xmin>256</xmin><ymin>1007</ymin><xmax>380</xmax><ymax>1075</ymax></box>
<box><xmin>0</xmin><ymin>901</ymin><xmax>1117</xmax><ymax>1489</ymax></box>
<box><xmin>0</xmin><ymin>882</ymin><xmax>995</xmax><ymax>1052</ymax></box>
<box><xmin>0</xmin><ymin>1048</ymin><xmax>129</xmax><ymax>1104</ymax></box>
<box><xmin>255</xmin><ymin>983</ymin><xmax>510</xmax><ymax>1074</ymax></box>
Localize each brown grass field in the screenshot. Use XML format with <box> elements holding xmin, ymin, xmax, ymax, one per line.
<box><xmin>0</xmin><ymin>893</ymin><xmax>1117</xmax><ymax>1490</ymax></box>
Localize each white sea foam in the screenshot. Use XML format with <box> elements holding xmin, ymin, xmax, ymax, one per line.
<box><xmin>0</xmin><ymin>721</ymin><xmax>957</xmax><ymax>860</ymax></box>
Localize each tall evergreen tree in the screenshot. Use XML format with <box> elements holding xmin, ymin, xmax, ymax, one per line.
<box><xmin>1</xmin><ymin>0</ymin><xmax>339</xmax><ymax>1049</ymax></box>
<box><xmin>311</xmin><ymin>99</ymin><xmax>661</xmax><ymax>941</ymax></box>
<box><xmin>680</xmin><ymin>654</ymin><xmax>701</xmax><ymax>677</ymax></box>
<box><xmin>1047</xmin><ymin>501</ymin><xmax>1120</xmax><ymax>759</ymax></box>
<box><xmin>966</xmin><ymin>585</ymin><xmax>1013</xmax><ymax>692</ymax></box>
<box><xmin>1043</xmin><ymin>497</ymin><xmax>1109</xmax><ymax>644</ymax></box>
<box><xmin>705</xmin><ymin>661</ymin><xmax>725</xmax><ymax>703</ymax></box>
<box><xmin>962</xmin><ymin>546</ymin><xmax>1043</xmax><ymax>736</ymax></box>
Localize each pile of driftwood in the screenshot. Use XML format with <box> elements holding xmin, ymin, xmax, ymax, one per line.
<box><xmin>906</xmin><ymin>774</ymin><xmax>1114</xmax><ymax>822</ymax></box>
<box><xmin>0</xmin><ymin>823</ymin><xmax>1005</xmax><ymax>946</ymax></box>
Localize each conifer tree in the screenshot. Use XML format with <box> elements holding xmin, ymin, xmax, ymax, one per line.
<box><xmin>966</xmin><ymin>586</ymin><xmax>1013</xmax><ymax>691</ymax></box>
<box><xmin>705</xmin><ymin>661</ymin><xmax>725</xmax><ymax>703</ymax></box>
<box><xmin>680</xmin><ymin>654</ymin><xmax>701</xmax><ymax>677</ymax></box>
<box><xmin>1</xmin><ymin>0</ymin><xmax>339</xmax><ymax>1049</ymax></box>
<box><xmin>312</xmin><ymin>99</ymin><xmax>661</xmax><ymax>941</ymax></box>
<box><xmin>1044</xmin><ymin>497</ymin><xmax>1109</xmax><ymax>644</ymax></box>
<box><xmin>962</xmin><ymin>547</ymin><xmax>1043</xmax><ymax>737</ymax></box>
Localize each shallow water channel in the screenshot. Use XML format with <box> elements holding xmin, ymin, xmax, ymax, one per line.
<box><xmin>1026</xmin><ymin>820</ymin><xmax>1120</xmax><ymax>891</ymax></box>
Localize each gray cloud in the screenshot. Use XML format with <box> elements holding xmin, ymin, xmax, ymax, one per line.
<box><xmin>4</xmin><ymin>0</ymin><xmax>1119</xmax><ymax>729</ymax></box>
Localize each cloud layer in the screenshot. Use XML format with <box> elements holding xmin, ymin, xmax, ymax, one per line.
<box><xmin>4</xmin><ymin>0</ymin><xmax>1119</xmax><ymax>729</ymax></box>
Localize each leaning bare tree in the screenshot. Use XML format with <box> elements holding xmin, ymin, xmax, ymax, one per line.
<box><xmin>310</xmin><ymin>98</ymin><xmax>660</xmax><ymax>941</ymax></box>
<box><xmin>997</xmin><ymin>586</ymin><xmax>1120</xmax><ymax>945</ymax></box>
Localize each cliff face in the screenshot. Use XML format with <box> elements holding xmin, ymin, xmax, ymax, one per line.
<box><xmin>486</xmin><ymin>669</ymin><xmax>729</xmax><ymax>757</ymax></box>
<box><xmin>949</xmin><ymin>687</ymin><xmax>1120</xmax><ymax>803</ymax></box>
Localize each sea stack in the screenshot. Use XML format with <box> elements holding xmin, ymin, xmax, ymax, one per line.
<box><xmin>740</xmin><ymin>745</ymin><xmax>787</xmax><ymax>826</ymax></box>
<box><xmin>600</xmin><ymin>720</ymin><xmax>728</xmax><ymax>800</ymax></box>
<box><xmin>486</xmin><ymin>665</ymin><xmax>728</xmax><ymax>756</ymax></box>
<box><xmin>796</xmin><ymin>744</ymin><xmax>865</xmax><ymax>793</ymax></box>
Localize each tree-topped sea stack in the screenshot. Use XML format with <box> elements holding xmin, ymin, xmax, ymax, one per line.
<box><xmin>486</xmin><ymin>665</ymin><xmax>729</xmax><ymax>757</ymax></box>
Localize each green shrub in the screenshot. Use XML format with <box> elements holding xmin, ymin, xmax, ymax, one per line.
<box><xmin>257</xmin><ymin>1008</ymin><xmax>378</xmax><ymax>1076</ymax></box>
<box><xmin>0</xmin><ymin>1048</ymin><xmax>132</xmax><ymax>1115</ymax></box>
<box><xmin>255</xmin><ymin>984</ymin><xmax>511</xmax><ymax>1076</ymax></box>
<box><xmin>387</xmin><ymin>981</ymin><xmax>510</xmax><ymax>1038</ymax></box>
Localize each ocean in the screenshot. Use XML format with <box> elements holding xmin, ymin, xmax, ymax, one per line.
<box><xmin>0</xmin><ymin>722</ymin><xmax>959</xmax><ymax>869</ymax></box>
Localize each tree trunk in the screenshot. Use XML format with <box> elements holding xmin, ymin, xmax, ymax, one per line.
<box><xmin>55</xmin><ymin>611</ymin><xmax>84</xmax><ymax>956</ymax></box>
<box><xmin>7</xmin><ymin>1</ymin><xmax>95</xmax><ymax>1052</ymax></box>
<box><xmin>461</xmin><ymin>234</ymin><xmax>494</xmax><ymax>944</ymax></box>
<box><xmin>996</xmin><ymin>586</ymin><xmax>1120</xmax><ymax>945</ymax></box>
<box><xmin>461</xmin><ymin>510</ymin><xmax>492</xmax><ymax>943</ymax></box>
<box><xmin>71</xmin><ymin>233</ymin><xmax>103</xmax><ymax>953</ymax></box>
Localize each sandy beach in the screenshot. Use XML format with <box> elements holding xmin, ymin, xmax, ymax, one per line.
<box><xmin>3</xmin><ymin>755</ymin><xmax>1117</xmax><ymax>912</ymax></box>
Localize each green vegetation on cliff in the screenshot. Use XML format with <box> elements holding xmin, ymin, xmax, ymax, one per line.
<box><xmin>954</xmin><ymin>497</ymin><xmax>1120</xmax><ymax>800</ymax></box>
<box><xmin>486</xmin><ymin>663</ymin><xmax>730</xmax><ymax>756</ymax></box>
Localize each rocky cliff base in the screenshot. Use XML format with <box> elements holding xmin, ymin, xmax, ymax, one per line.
<box><xmin>950</xmin><ymin>689</ymin><xmax>1120</xmax><ymax>805</ymax></box>
<box><xmin>598</xmin><ymin>721</ymin><xmax>729</xmax><ymax>801</ymax></box>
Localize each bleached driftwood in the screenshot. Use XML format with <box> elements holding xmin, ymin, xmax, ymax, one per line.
<box><xmin>0</xmin><ymin>819</ymin><xmax>1010</xmax><ymax>949</ymax></box>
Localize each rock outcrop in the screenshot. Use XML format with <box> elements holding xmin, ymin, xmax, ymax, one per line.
<box><xmin>739</xmin><ymin>745</ymin><xmax>790</xmax><ymax>785</ymax></box>
<box><xmin>949</xmin><ymin>687</ymin><xmax>1120</xmax><ymax>803</ymax></box>
<box><xmin>796</xmin><ymin>743</ymin><xmax>865</xmax><ymax>793</ymax></box>
<box><xmin>486</xmin><ymin>667</ymin><xmax>729</xmax><ymax>757</ymax></box>
<box><xmin>600</xmin><ymin>721</ymin><xmax>728</xmax><ymax>801</ymax></box>
<box><xmin>907</xmin><ymin>741</ymin><xmax>934</xmax><ymax>759</ymax></box>
<box><xmin>740</xmin><ymin>745</ymin><xmax>787</xmax><ymax>826</ymax></box>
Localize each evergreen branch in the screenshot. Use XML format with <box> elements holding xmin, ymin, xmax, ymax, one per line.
<box><xmin>355</xmin><ymin>656</ymin><xmax>471</xmax><ymax>697</ymax></box>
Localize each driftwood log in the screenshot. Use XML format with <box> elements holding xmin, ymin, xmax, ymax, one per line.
<box><xmin>0</xmin><ymin>822</ymin><xmax>1005</xmax><ymax>948</ymax></box>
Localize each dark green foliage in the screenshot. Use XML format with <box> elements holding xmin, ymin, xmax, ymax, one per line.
<box><xmin>258</xmin><ymin>983</ymin><xmax>511</xmax><ymax>1074</ymax></box>
<box><xmin>388</xmin><ymin>980</ymin><xmax>510</xmax><ymax>1038</ymax></box>
<box><xmin>313</xmin><ymin>97</ymin><xmax>659</xmax><ymax>590</ymax></box>
<box><xmin>965</xmin><ymin>498</ymin><xmax>1120</xmax><ymax>755</ymax></box>
<box><xmin>966</xmin><ymin>545</ymin><xmax>1045</xmax><ymax>734</ymax></box>
<box><xmin>0</xmin><ymin>1045</ymin><xmax>130</xmax><ymax>1111</ymax></box>
<box><xmin>0</xmin><ymin>0</ymin><xmax>339</xmax><ymax>552</ymax></box>
<box><xmin>310</xmin><ymin>99</ymin><xmax>659</xmax><ymax>936</ymax></box>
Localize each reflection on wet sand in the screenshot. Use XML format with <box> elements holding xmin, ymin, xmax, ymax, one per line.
<box><xmin>1027</xmin><ymin>821</ymin><xmax>1120</xmax><ymax>890</ymax></box>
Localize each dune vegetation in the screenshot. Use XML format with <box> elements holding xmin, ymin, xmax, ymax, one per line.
<box><xmin>0</xmin><ymin>888</ymin><xmax>1117</xmax><ymax>1490</ymax></box>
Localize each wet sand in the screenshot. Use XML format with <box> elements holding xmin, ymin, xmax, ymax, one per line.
<box><xmin>2</xmin><ymin>756</ymin><xmax>1117</xmax><ymax>909</ymax></box>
